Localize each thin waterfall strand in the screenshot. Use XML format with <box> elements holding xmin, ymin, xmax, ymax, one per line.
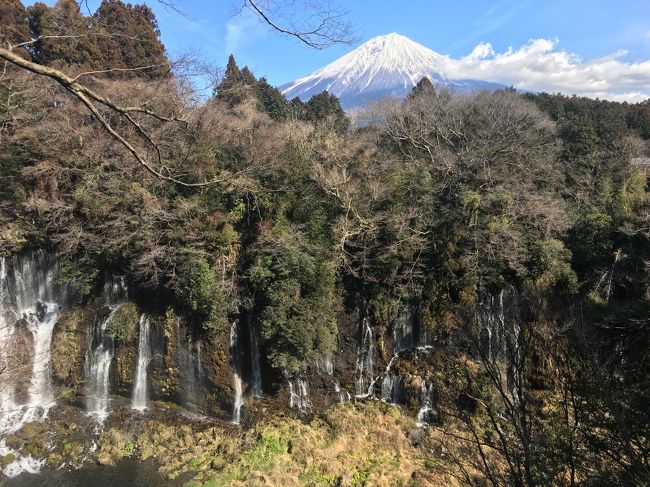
<box><xmin>132</xmin><ymin>314</ymin><xmax>151</xmax><ymax>410</ymax></box>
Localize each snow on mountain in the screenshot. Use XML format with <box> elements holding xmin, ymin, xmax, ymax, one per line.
<box><xmin>280</xmin><ymin>33</ymin><xmax>505</xmax><ymax>109</ymax></box>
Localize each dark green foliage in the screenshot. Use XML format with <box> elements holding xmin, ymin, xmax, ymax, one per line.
<box><xmin>249</xmin><ymin>224</ymin><xmax>338</xmax><ymax>374</ymax></box>
<box><xmin>174</xmin><ymin>253</ymin><xmax>230</xmax><ymax>337</ymax></box>
<box><xmin>213</xmin><ymin>55</ymin><xmax>350</xmax><ymax>129</ymax></box>
<box><xmin>0</xmin><ymin>0</ymin><xmax>30</xmax><ymax>49</ymax></box>
<box><xmin>25</xmin><ymin>0</ymin><xmax>169</xmax><ymax>77</ymax></box>
<box><xmin>215</xmin><ymin>54</ymin><xmax>245</xmax><ymax>105</ymax></box>
<box><xmin>301</xmin><ymin>91</ymin><xmax>349</xmax><ymax>133</ymax></box>
<box><xmin>91</xmin><ymin>0</ymin><xmax>169</xmax><ymax>77</ymax></box>
<box><xmin>254</xmin><ymin>78</ymin><xmax>291</xmax><ymax>122</ymax></box>
<box><xmin>408</xmin><ymin>76</ymin><xmax>436</xmax><ymax>100</ymax></box>
<box><xmin>106</xmin><ymin>302</ymin><xmax>140</xmax><ymax>342</ymax></box>
<box><xmin>28</xmin><ymin>0</ymin><xmax>99</xmax><ymax>67</ymax></box>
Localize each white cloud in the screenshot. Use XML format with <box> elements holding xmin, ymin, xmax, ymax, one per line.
<box><xmin>224</xmin><ymin>14</ymin><xmax>266</xmax><ymax>55</ymax></box>
<box><xmin>439</xmin><ymin>39</ymin><xmax>650</xmax><ymax>102</ymax></box>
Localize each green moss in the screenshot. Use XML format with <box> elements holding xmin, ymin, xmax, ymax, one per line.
<box><xmin>124</xmin><ymin>442</ymin><xmax>135</xmax><ymax>455</ymax></box>
<box><xmin>106</xmin><ymin>302</ymin><xmax>139</xmax><ymax>343</ymax></box>
<box><xmin>51</xmin><ymin>306</ymin><xmax>86</xmax><ymax>386</ymax></box>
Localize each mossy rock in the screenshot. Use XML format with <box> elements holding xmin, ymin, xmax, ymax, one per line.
<box><xmin>52</xmin><ymin>306</ymin><xmax>88</xmax><ymax>387</ymax></box>
<box><xmin>0</xmin><ymin>453</ymin><xmax>16</xmax><ymax>467</ymax></box>
<box><xmin>106</xmin><ymin>302</ymin><xmax>140</xmax><ymax>343</ymax></box>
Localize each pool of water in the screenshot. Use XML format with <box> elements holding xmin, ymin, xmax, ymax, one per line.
<box><xmin>4</xmin><ymin>458</ymin><xmax>184</xmax><ymax>486</ymax></box>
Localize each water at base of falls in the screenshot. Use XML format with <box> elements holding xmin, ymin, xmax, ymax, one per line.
<box><xmin>0</xmin><ymin>439</ymin><xmax>44</xmax><ymax>478</ymax></box>
<box><xmin>132</xmin><ymin>314</ymin><xmax>151</xmax><ymax>411</ymax></box>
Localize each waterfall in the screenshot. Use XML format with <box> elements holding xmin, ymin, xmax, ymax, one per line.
<box><xmin>416</xmin><ymin>380</ymin><xmax>436</xmax><ymax>426</ymax></box>
<box><xmin>478</xmin><ymin>289</ymin><xmax>507</xmax><ymax>362</ymax></box>
<box><xmin>393</xmin><ymin>305</ymin><xmax>416</xmax><ymax>354</ymax></box>
<box><xmin>381</xmin><ymin>373</ymin><xmax>402</xmax><ymax>404</ymax></box>
<box><xmin>85</xmin><ymin>274</ymin><xmax>128</xmax><ymax>419</ymax></box>
<box><xmin>0</xmin><ymin>257</ymin><xmax>17</xmax><ymax>431</ymax></box>
<box><xmin>288</xmin><ymin>378</ymin><xmax>310</xmax><ymax>413</ymax></box>
<box><xmin>177</xmin><ymin>325</ymin><xmax>208</xmax><ymax>415</ymax></box>
<box><xmin>230</xmin><ymin>321</ymin><xmax>244</xmax><ymax>424</ymax></box>
<box><xmin>0</xmin><ymin>251</ymin><xmax>79</xmax><ymax>434</ymax></box>
<box><xmin>247</xmin><ymin>312</ymin><xmax>263</xmax><ymax>398</ymax></box>
<box><xmin>0</xmin><ymin>252</ymin><xmax>80</xmax><ymax>478</ymax></box>
<box><xmin>103</xmin><ymin>273</ymin><xmax>129</xmax><ymax>305</ymax></box>
<box><xmin>316</xmin><ymin>354</ymin><xmax>334</xmax><ymax>375</ymax></box>
<box><xmin>85</xmin><ymin>308</ymin><xmax>117</xmax><ymax>419</ymax></box>
<box><xmin>355</xmin><ymin>316</ymin><xmax>374</xmax><ymax>395</ymax></box>
<box><xmin>505</xmin><ymin>289</ymin><xmax>523</xmax><ymax>399</ymax></box>
<box><xmin>477</xmin><ymin>288</ymin><xmax>524</xmax><ymax>399</ymax></box>
<box><xmin>132</xmin><ymin>314</ymin><xmax>151</xmax><ymax>410</ymax></box>
<box><xmin>333</xmin><ymin>381</ymin><xmax>351</xmax><ymax>403</ymax></box>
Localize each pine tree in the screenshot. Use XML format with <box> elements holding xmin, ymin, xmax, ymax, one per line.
<box><xmin>29</xmin><ymin>0</ymin><xmax>99</xmax><ymax>67</ymax></box>
<box><xmin>0</xmin><ymin>0</ymin><xmax>30</xmax><ymax>54</ymax></box>
<box><xmin>408</xmin><ymin>76</ymin><xmax>436</xmax><ymax>100</ymax></box>
<box><xmin>92</xmin><ymin>0</ymin><xmax>169</xmax><ymax>78</ymax></box>
<box><xmin>215</xmin><ymin>54</ymin><xmax>249</xmax><ymax>105</ymax></box>
<box><xmin>255</xmin><ymin>78</ymin><xmax>290</xmax><ymax>122</ymax></box>
<box><xmin>302</xmin><ymin>91</ymin><xmax>349</xmax><ymax>133</ymax></box>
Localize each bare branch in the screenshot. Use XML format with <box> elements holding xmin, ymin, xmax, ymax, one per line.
<box><xmin>0</xmin><ymin>46</ymin><xmax>242</xmax><ymax>187</ymax></box>
<box><xmin>243</xmin><ymin>0</ymin><xmax>355</xmax><ymax>49</ymax></box>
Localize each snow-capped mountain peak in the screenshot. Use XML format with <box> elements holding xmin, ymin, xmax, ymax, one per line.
<box><xmin>281</xmin><ymin>33</ymin><xmax>504</xmax><ymax>109</ymax></box>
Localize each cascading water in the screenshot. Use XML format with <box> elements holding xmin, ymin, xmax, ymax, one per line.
<box><xmin>355</xmin><ymin>316</ymin><xmax>374</xmax><ymax>395</ymax></box>
<box><xmin>230</xmin><ymin>321</ymin><xmax>244</xmax><ymax>424</ymax></box>
<box><xmin>288</xmin><ymin>378</ymin><xmax>311</xmax><ymax>413</ymax></box>
<box><xmin>478</xmin><ymin>289</ymin><xmax>507</xmax><ymax>362</ymax></box>
<box><xmin>0</xmin><ymin>251</ymin><xmax>80</xmax><ymax>477</ymax></box>
<box><xmin>0</xmin><ymin>257</ymin><xmax>16</xmax><ymax>431</ymax></box>
<box><xmin>0</xmin><ymin>252</ymin><xmax>79</xmax><ymax>433</ymax></box>
<box><xmin>477</xmin><ymin>288</ymin><xmax>524</xmax><ymax>399</ymax></box>
<box><xmin>176</xmin><ymin>324</ymin><xmax>208</xmax><ymax>415</ymax></box>
<box><xmin>103</xmin><ymin>273</ymin><xmax>129</xmax><ymax>305</ymax></box>
<box><xmin>85</xmin><ymin>274</ymin><xmax>128</xmax><ymax>419</ymax></box>
<box><xmin>393</xmin><ymin>305</ymin><xmax>416</xmax><ymax>354</ymax></box>
<box><xmin>416</xmin><ymin>380</ymin><xmax>436</xmax><ymax>426</ymax></box>
<box><xmin>316</xmin><ymin>354</ymin><xmax>334</xmax><ymax>375</ymax></box>
<box><xmin>381</xmin><ymin>373</ymin><xmax>402</xmax><ymax>404</ymax></box>
<box><xmin>333</xmin><ymin>381</ymin><xmax>351</xmax><ymax>404</ymax></box>
<box><xmin>132</xmin><ymin>314</ymin><xmax>151</xmax><ymax>410</ymax></box>
<box><xmin>85</xmin><ymin>309</ymin><xmax>116</xmax><ymax>419</ymax></box>
<box><xmin>247</xmin><ymin>312</ymin><xmax>263</xmax><ymax>398</ymax></box>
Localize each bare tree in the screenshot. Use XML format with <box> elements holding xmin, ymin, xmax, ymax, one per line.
<box><xmin>0</xmin><ymin>0</ymin><xmax>354</xmax><ymax>187</ymax></box>
<box><xmin>240</xmin><ymin>0</ymin><xmax>354</xmax><ymax>49</ymax></box>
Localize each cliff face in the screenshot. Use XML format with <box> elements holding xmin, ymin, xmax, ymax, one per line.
<box><xmin>1</xmin><ymin>250</ymin><xmax>462</xmax><ymax>429</ymax></box>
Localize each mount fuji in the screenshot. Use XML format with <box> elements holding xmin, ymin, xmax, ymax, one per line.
<box><xmin>280</xmin><ymin>33</ymin><xmax>505</xmax><ymax>109</ymax></box>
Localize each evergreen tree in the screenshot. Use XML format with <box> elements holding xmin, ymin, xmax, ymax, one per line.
<box><xmin>28</xmin><ymin>0</ymin><xmax>99</xmax><ymax>67</ymax></box>
<box><xmin>254</xmin><ymin>78</ymin><xmax>290</xmax><ymax>122</ymax></box>
<box><xmin>302</xmin><ymin>91</ymin><xmax>349</xmax><ymax>133</ymax></box>
<box><xmin>215</xmin><ymin>54</ymin><xmax>248</xmax><ymax>105</ymax></box>
<box><xmin>408</xmin><ymin>76</ymin><xmax>436</xmax><ymax>100</ymax></box>
<box><xmin>92</xmin><ymin>0</ymin><xmax>169</xmax><ymax>78</ymax></box>
<box><xmin>0</xmin><ymin>0</ymin><xmax>30</xmax><ymax>53</ymax></box>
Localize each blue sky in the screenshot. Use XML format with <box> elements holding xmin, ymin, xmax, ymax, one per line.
<box><xmin>30</xmin><ymin>0</ymin><xmax>650</xmax><ymax>100</ymax></box>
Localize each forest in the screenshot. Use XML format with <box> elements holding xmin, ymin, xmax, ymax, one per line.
<box><xmin>0</xmin><ymin>0</ymin><xmax>649</xmax><ymax>486</ymax></box>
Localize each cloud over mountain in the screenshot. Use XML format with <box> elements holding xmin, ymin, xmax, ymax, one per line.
<box><xmin>440</xmin><ymin>39</ymin><xmax>650</xmax><ymax>103</ymax></box>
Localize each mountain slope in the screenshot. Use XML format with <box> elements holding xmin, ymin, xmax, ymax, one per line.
<box><xmin>280</xmin><ymin>33</ymin><xmax>505</xmax><ymax>109</ymax></box>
